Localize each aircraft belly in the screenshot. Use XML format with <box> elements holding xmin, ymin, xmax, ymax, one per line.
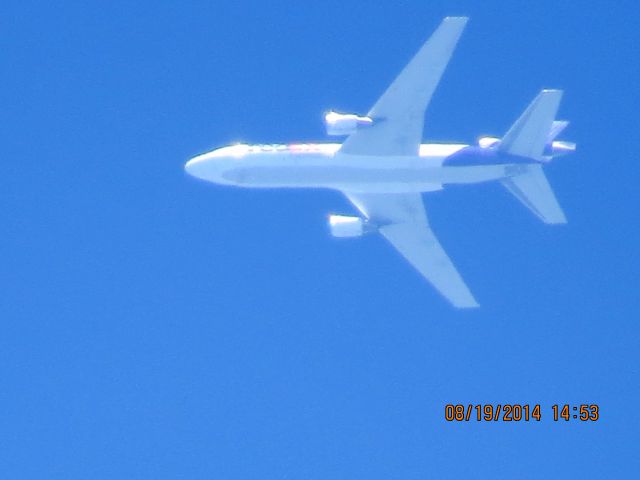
<box><xmin>437</xmin><ymin>165</ymin><xmax>509</xmax><ymax>183</ymax></box>
<box><xmin>224</xmin><ymin>163</ymin><xmax>509</xmax><ymax>191</ymax></box>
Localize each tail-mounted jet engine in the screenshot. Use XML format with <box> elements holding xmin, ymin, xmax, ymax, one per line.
<box><xmin>324</xmin><ymin>111</ymin><xmax>373</xmax><ymax>136</ymax></box>
<box><xmin>479</xmin><ymin>120</ymin><xmax>575</xmax><ymax>158</ymax></box>
<box><xmin>328</xmin><ymin>215</ymin><xmax>376</xmax><ymax>238</ymax></box>
<box><xmin>478</xmin><ymin>135</ymin><xmax>575</xmax><ymax>158</ymax></box>
<box><xmin>544</xmin><ymin>140</ymin><xmax>576</xmax><ymax>157</ymax></box>
<box><xmin>477</xmin><ymin>136</ymin><xmax>501</xmax><ymax>148</ymax></box>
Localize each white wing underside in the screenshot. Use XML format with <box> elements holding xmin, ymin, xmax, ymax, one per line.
<box><xmin>344</xmin><ymin>192</ymin><xmax>478</xmax><ymax>308</ymax></box>
<box><xmin>339</xmin><ymin>17</ymin><xmax>478</xmax><ymax>308</ymax></box>
<box><xmin>340</xmin><ymin>17</ymin><xmax>468</xmax><ymax>156</ymax></box>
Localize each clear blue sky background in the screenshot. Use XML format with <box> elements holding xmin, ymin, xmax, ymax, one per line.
<box><xmin>2</xmin><ymin>1</ymin><xmax>639</xmax><ymax>478</ymax></box>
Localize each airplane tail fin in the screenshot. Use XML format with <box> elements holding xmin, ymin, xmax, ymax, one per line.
<box><xmin>498</xmin><ymin>90</ymin><xmax>571</xmax><ymax>224</ymax></box>
<box><xmin>499</xmin><ymin>89</ymin><xmax>564</xmax><ymax>161</ymax></box>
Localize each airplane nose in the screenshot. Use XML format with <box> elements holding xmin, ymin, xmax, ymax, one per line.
<box><xmin>185</xmin><ymin>147</ymin><xmax>238</xmax><ymax>184</ymax></box>
<box><xmin>184</xmin><ymin>154</ymin><xmax>208</xmax><ymax>179</ymax></box>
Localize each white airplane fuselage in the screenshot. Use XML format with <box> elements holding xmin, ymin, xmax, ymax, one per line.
<box><xmin>184</xmin><ymin>16</ymin><xmax>575</xmax><ymax>308</ymax></box>
<box><xmin>185</xmin><ymin>142</ymin><xmax>524</xmax><ymax>194</ymax></box>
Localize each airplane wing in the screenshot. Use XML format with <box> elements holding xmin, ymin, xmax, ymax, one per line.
<box><xmin>344</xmin><ymin>191</ymin><xmax>479</xmax><ymax>308</ymax></box>
<box><xmin>339</xmin><ymin>17</ymin><xmax>468</xmax><ymax>156</ymax></box>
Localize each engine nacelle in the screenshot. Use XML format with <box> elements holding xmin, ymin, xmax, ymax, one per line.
<box><xmin>328</xmin><ymin>215</ymin><xmax>375</xmax><ymax>238</ymax></box>
<box><xmin>477</xmin><ymin>135</ymin><xmax>575</xmax><ymax>158</ymax></box>
<box><xmin>478</xmin><ymin>136</ymin><xmax>501</xmax><ymax>148</ymax></box>
<box><xmin>324</xmin><ymin>111</ymin><xmax>373</xmax><ymax>136</ymax></box>
<box><xmin>546</xmin><ymin>140</ymin><xmax>577</xmax><ymax>157</ymax></box>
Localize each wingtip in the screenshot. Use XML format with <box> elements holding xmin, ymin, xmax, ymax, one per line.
<box><xmin>451</xmin><ymin>292</ymin><xmax>480</xmax><ymax>309</ymax></box>
<box><xmin>545</xmin><ymin>216</ymin><xmax>568</xmax><ymax>225</ymax></box>
<box><xmin>540</xmin><ymin>88</ymin><xmax>564</xmax><ymax>97</ymax></box>
<box><xmin>457</xmin><ymin>301</ymin><xmax>480</xmax><ymax>309</ymax></box>
<box><xmin>444</xmin><ymin>16</ymin><xmax>470</xmax><ymax>24</ymax></box>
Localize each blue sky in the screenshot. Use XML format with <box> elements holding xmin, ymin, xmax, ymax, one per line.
<box><xmin>2</xmin><ymin>0</ymin><xmax>639</xmax><ymax>478</ymax></box>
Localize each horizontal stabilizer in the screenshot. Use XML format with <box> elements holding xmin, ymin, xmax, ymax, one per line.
<box><xmin>501</xmin><ymin>165</ymin><xmax>567</xmax><ymax>224</ymax></box>
<box><xmin>500</xmin><ymin>89</ymin><xmax>563</xmax><ymax>160</ymax></box>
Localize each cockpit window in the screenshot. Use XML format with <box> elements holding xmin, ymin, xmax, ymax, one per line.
<box><xmin>241</xmin><ymin>143</ymin><xmax>340</xmax><ymax>154</ymax></box>
<box><xmin>247</xmin><ymin>144</ymin><xmax>288</xmax><ymax>153</ymax></box>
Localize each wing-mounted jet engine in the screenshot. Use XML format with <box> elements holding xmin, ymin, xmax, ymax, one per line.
<box><xmin>324</xmin><ymin>111</ymin><xmax>373</xmax><ymax>136</ymax></box>
<box><xmin>328</xmin><ymin>215</ymin><xmax>377</xmax><ymax>238</ymax></box>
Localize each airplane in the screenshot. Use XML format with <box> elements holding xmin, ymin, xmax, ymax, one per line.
<box><xmin>185</xmin><ymin>17</ymin><xmax>575</xmax><ymax>308</ymax></box>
